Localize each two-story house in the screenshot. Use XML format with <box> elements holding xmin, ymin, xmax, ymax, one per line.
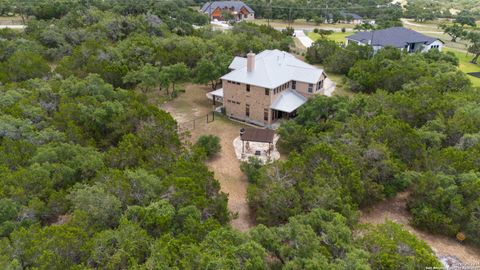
<box><xmin>209</xmin><ymin>49</ymin><xmax>328</xmax><ymax>127</ymax></box>
<box><xmin>201</xmin><ymin>1</ymin><xmax>255</xmax><ymax>22</ymax></box>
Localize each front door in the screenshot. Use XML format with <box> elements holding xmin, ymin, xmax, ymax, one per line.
<box><xmin>409</xmin><ymin>43</ymin><xmax>415</xmax><ymax>52</ymax></box>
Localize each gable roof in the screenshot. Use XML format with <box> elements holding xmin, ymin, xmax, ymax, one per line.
<box><xmin>347</xmin><ymin>27</ymin><xmax>440</xmax><ymax>48</ymax></box>
<box><xmin>201</xmin><ymin>1</ymin><xmax>254</xmax><ymax>15</ymax></box>
<box><xmin>327</xmin><ymin>11</ymin><xmax>362</xmax><ymax>20</ymax></box>
<box><xmin>221</xmin><ymin>49</ymin><xmax>324</xmax><ymax>89</ymax></box>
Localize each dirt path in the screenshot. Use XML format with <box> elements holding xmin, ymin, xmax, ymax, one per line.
<box><xmin>160</xmin><ymin>84</ymin><xmax>255</xmax><ymax>231</ymax></box>
<box><xmin>360</xmin><ymin>191</ymin><xmax>480</xmax><ymax>264</ymax></box>
<box><xmin>201</xmin><ymin>121</ymin><xmax>255</xmax><ymax>231</ymax></box>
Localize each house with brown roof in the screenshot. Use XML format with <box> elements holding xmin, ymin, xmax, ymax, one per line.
<box><xmin>200</xmin><ymin>1</ymin><xmax>255</xmax><ymax>21</ymax></box>
<box><xmin>208</xmin><ymin>49</ymin><xmax>334</xmax><ymax>128</ymax></box>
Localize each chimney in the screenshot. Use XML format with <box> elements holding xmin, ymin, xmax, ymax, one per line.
<box><xmin>247</xmin><ymin>52</ymin><xmax>255</xmax><ymax>72</ymax></box>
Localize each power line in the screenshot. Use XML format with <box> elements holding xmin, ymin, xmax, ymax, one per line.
<box><xmin>8</xmin><ymin>0</ymin><xmax>401</xmax><ymax>12</ymax></box>
<box><xmin>245</xmin><ymin>3</ymin><xmax>400</xmax><ymax>12</ymax></box>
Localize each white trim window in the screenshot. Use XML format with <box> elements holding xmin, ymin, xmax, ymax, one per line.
<box><xmin>308</xmin><ymin>84</ymin><xmax>313</xmax><ymax>93</ymax></box>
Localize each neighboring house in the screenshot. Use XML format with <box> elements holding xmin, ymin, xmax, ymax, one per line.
<box><xmin>326</xmin><ymin>11</ymin><xmax>370</xmax><ymax>25</ymax></box>
<box><xmin>346</xmin><ymin>27</ymin><xmax>443</xmax><ymax>53</ymax></box>
<box><xmin>208</xmin><ymin>50</ymin><xmax>329</xmax><ymax>128</ymax></box>
<box><xmin>200</xmin><ymin>1</ymin><xmax>254</xmax><ymax>21</ymax></box>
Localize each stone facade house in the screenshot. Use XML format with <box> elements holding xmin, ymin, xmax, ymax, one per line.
<box><xmin>201</xmin><ymin>1</ymin><xmax>254</xmax><ymax>21</ymax></box>
<box><xmin>209</xmin><ymin>50</ymin><xmax>330</xmax><ymax>128</ymax></box>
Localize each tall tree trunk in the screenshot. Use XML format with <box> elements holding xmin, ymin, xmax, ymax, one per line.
<box><xmin>471</xmin><ymin>53</ymin><xmax>479</xmax><ymax>64</ymax></box>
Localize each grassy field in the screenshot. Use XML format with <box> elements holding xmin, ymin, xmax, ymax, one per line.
<box><xmin>444</xmin><ymin>47</ymin><xmax>480</xmax><ymax>87</ymax></box>
<box><xmin>307</xmin><ymin>31</ymin><xmax>353</xmax><ymax>44</ymax></box>
<box><xmin>329</xmin><ymin>73</ymin><xmax>353</xmax><ymax>97</ymax></box>
<box><xmin>252</xmin><ymin>18</ymin><xmax>355</xmax><ymax>30</ymax></box>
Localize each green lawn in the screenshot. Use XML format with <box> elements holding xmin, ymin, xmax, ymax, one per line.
<box><xmin>444</xmin><ymin>47</ymin><xmax>480</xmax><ymax>87</ymax></box>
<box><xmin>312</xmin><ymin>63</ymin><xmax>353</xmax><ymax>97</ymax></box>
<box><xmin>329</xmin><ymin>73</ymin><xmax>353</xmax><ymax>97</ymax></box>
<box><xmin>307</xmin><ymin>31</ymin><xmax>353</xmax><ymax>44</ymax></box>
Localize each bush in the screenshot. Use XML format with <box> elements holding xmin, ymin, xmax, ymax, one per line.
<box><xmin>195</xmin><ymin>135</ymin><xmax>221</xmax><ymax>158</ymax></box>
<box><xmin>341</xmin><ymin>27</ymin><xmax>346</xmax><ymax>33</ymax></box>
<box><xmin>360</xmin><ymin>222</ymin><xmax>441</xmax><ymax>269</ymax></box>
<box><xmin>240</xmin><ymin>156</ymin><xmax>263</xmax><ymax>183</ymax></box>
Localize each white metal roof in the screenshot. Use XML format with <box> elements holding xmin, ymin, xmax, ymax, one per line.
<box><xmin>210</xmin><ymin>88</ymin><xmax>224</xmax><ymax>97</ymax></box>
<box><xmin>221</xmin><ymin>49</ymin><xmax>324</xmax><ymax>89</ymax></box>
<box><xmin>270</xmin><ymin>89</ymin><xmax>307</xmax><ymax>113</ymax></box>
<box><xmin>206</xmin><ymin>88</ymin><xmax>224</xmax><ymax>100</ymax></box>
<box><xmin>229</xmin><ymin>57</ymin><xmax>247</xmax><ymax>70</ymax></box>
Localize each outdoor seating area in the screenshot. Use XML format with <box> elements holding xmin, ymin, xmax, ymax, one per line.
<box><xmin>233</xmin><ymin>128</ymin><xmax>280</xmax><ymax>163</ymax></box>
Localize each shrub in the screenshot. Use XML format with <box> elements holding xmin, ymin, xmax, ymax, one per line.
<box><xmin>240</xmin><ymin>156</ymin><xmax>263</xmax><ymax>183</ymax></box>
<box><xmin>341</xmin><ymin>27</ymin><xmax>346</xmax><ymax>33</ymax></box>
<box><xmin>360</xmin><ymin>222</ymin><xmax>441</xmax><ymax>269</ymax></box>
<box><xmin>195</xmin><ymin>135</ymin><xmax>221</xmax><ymax>158</ymax></box>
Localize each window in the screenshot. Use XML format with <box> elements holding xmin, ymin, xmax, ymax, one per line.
<box><xmin>265</xmin><ymin>88</ymin><xmax>270</xmax><ymax>96</ymax></box>
<box><xmin>308</xmin><ymin>84</ymin><xmax>313</xmax><ymax>93</ymax></box>
<box><xmin>246</xmin><ymin>104</ymin><xmax>250</xmax><ymax>117</ymax></box>
<box><xmin>292</xmin><ymin>80</ymin><xmax>296</xmax><ymax>90</ymax></box>
<box><xmin>264</xmin><ymin>108</ymin><xmax>269</xmax><ymax>121</ymax></box>
<box><xmin>246</xmin><ymin>84</ymin><xmax>250</xmax><ymax>92</ymax></box>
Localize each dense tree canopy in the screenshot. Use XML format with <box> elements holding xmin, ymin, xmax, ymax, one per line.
<box><xmin>252</xmin><ymin>45</ymin><xmax>479</xmax><ymax>248</ymax></box>
<box><xmin>1</xmin><ymin>0</ymin><xmax>477</xmax><ymax>268</ymax></box>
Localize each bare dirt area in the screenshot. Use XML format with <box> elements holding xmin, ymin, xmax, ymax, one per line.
<box><xmin>160</xmin><ymin>84</ymin><xmax>255</xmax><ymax>231</ymax></box>
<box><xmin>360</xmin><ymin>191</ymin><xmax>480</xmax><ymax>265</ymax></box>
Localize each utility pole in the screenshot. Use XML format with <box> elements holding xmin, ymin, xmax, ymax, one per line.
<box><xmin>267</xmin><ymin>0</ymin><xmax>271</xmax><ymax>27</ymax></box>
<box><xmin>209</xmin><ymin>2</ymin><xmax>212</xmax><ymax>23</ymax></box>
<box><xmin>325</xmin><ymin>0</ymin><xmax>329</xmax><ymax>23</ymax></box>
<box><xmin>288</xmin><ymin>7</ymin><xmax>292</xmax><ymax>28</ymax></box>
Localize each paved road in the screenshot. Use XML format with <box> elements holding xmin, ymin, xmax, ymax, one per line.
<box><xmin>0</xmin><ymin>25</ymin><xmax>25</xmax><ymax>29</ymax></box>
<box><xmin>294</xmin><ymin>30</ymin><xmax>314</xmax><ymax>48</ymax></box>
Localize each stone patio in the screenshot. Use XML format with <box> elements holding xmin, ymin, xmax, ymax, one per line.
<box><xmin>233</xmin><ymin>135</ymin><xmax>280</xmax><ymax>163</ymax></box>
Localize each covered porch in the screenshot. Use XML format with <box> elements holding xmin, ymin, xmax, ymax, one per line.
<box><xmin>269</xmin><ymin>89</ymin><xmax>307</xmax><ymax>126</ymax></box>
<box><xmin>206</xmin><ymin>88</ymin><xmax>224</xmax><ymax>105</ymax></box>
<box><xmin>206</xmin><ymin>88</ymin><xmax>224</xmax><ymax>112</ymax></box>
